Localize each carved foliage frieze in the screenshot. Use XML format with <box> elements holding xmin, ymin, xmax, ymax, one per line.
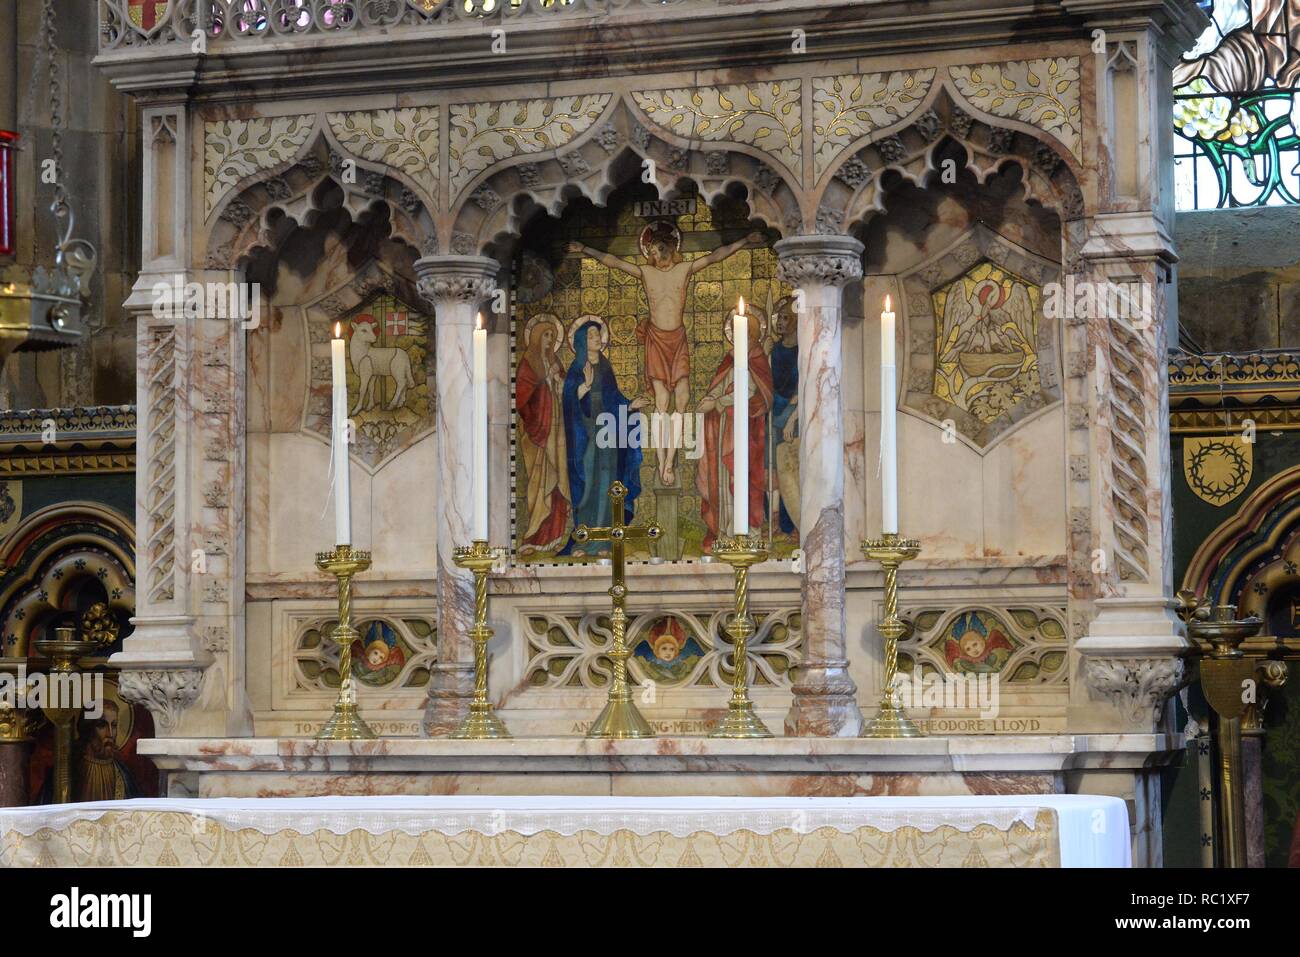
<box><xmin>448</xmin><ymin>94</ymin><xmax>611</xmax><ymax>199</ymax></box>
<box><xmin>203</xmin><ymin>115</ymin><xmax>316</xmax><ymax>218</ymax></box>
<box><xmin>632</xmin><ymin>81</ymin><xmax>803</xmax><ymax>177</ymax></box>
<box><xmin>326</xmin><ymin>107</ymin><xmax>440</xmax><ymax>202</ymax></box>
<box><xmin>812</xmin><ymin>70</ymin><xmax>936</xmax><ymax>181</ymax></box>
<box><xmin>948</xmin><ymin>58</ymin><xmax>1082</xmax><ymax>159</ymax></box>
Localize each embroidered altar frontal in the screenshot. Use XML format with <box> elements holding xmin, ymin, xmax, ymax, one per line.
<box><xmin>0</xmin><ymin>796</ymin><xmax>1131</xmax><ymax>868</ymax></box>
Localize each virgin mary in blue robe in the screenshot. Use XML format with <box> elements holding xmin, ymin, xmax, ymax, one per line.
<box><xmin>558</xmin><ymin>320</ymin><xmax>643</xmax><ymax>556</ymax></box>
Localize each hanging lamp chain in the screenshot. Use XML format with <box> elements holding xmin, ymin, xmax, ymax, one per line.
<box><xmin>40</xmin><ymin>0</ymin><xmax>96</xmax><ymax>293</ymax></box>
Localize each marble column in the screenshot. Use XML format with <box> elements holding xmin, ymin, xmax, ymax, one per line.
<box><xmin>414</xmin><ymin>255</ymin><xmax>500</xmax><ymax>735</ymax></box>
<box><xmin>775</xmin><ymin>235</ymin><xmax>864</xmax><ymax>737</ymax></box>
<box><xmin>1070</xmin><ymin>16</ymin><xmax>1195</xmax><ymax>733</ymax></box>
<box><xmin>111</xmin><ymin>101</ymin><xmax>252</xmax><ymax>737</ymax></box>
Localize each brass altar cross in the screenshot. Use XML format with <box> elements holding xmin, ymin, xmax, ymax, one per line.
<box><xmin>573</xmin><ymin>481</ymin><xmax>661</xmax><ymax>738</ymax></box>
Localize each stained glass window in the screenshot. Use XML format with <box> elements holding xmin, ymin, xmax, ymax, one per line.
<box><xmin>1174</xmin><ymin>1</ymin><xmax>1300</xmax><ymax>209</ymax></box>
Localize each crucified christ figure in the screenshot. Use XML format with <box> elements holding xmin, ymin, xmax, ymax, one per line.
<box><xmin>567</xmin><ymin>222</ymin><xmax>765</xmax><ymax>485</ymax></box>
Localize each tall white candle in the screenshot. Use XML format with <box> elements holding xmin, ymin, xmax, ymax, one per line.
<box><xmin>881</xmin><ymin>295</ymin><xmax>899</xmax><ymax>535</ymax></box>
<box><xmin>472</xmin><ymin>312</ymin><xmax>489</xmax><ymax>541</ymax></box>
<box><xmin>330</xmin><ymin>323</ymin><xmax>352</xmax><ymax>546</ymax></box>
<box><xmin>732</xmin><ymin>297</ymin><xmax>749</xmax><ymax>536</ymax></box>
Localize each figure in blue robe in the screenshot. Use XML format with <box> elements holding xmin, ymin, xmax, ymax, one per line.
<box><xmin>559</xmin><ymin>320</ymin><xmax>643</xmax><ymax>555</ymax></box>
<box><xmin>769</xmin><ymin>332</ymin><xmax>799</xmax><ymax>535</ymax></box>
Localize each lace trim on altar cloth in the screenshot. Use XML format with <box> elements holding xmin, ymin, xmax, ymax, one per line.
<box><xmin>0</xmin><ymin>795</ymin><xmax>1109</xmax><ymax>839</ymax></box>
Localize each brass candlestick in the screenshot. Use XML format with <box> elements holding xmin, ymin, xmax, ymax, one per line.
<box><xmin>861</xmin><ymin>534</ymin><xmax>923</xmax><ymax>739</ymax></box>
<box><xmin>33</xmin><ymin>626</ymin><xmax>98</xmax><ymax>803</ymax></box>
<box><xmin>315</xmin><ymin>544</ymin><xmax>377</xmax><ymax>740</ymax></box>
<box><xmin>450</xmin><ymin>540</ymin><xmax>510</xmax><ymax>739</ymax></box>
<box><xmin>1178</xmin><ymin>593</ymin><xmax>1261</xmax><ymax>869</ymax></box>
<box><xmin>709</xmin><ymin>534</ymin><xmax>773</xmax><ymax>738</ymax></box>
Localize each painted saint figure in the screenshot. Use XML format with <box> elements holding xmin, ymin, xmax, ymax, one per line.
<box><xmin>559</xmin><ymin>317</ymin><xmax>646</xmax><ymax>555</ymax></box>
<box><xmin>515</xmin><ymin>314</ymin><xmax>571</xmax><ymax>554</ymax></box>
<box><xmin>567</xmin><ymin>222</ymin><xmax>764</xmax><ymax>486</ymax></box>
<box><xmin>696</xmin><ymin>309</ymin><xmax>774</xmax><ymax>550</ymax></box>
<box><xmin>768</xmin><ymin>302</ymin><xmax>800</xmax><ymax>535</ymax></box>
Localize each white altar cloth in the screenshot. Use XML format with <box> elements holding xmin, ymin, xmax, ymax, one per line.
<box><xmin>0</xmin><ymin>795</ymin><xmax>1129</xmax><ymax>868</ymax></box>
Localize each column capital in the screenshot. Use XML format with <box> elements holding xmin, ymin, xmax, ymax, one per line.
<box><xmin>774</xmin><ymin>235</ymin><xmax>865</xmax><ymax>288</ymax></box>
<box><xmin>414</xmin><ymin>255</ymin><xmax>500</xmax><ymax>308</ymax></box>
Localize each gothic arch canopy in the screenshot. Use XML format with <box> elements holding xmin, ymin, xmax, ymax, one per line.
<box><xmin>449</xmin><ymin>97</ymin><xmax>801</xmax><ymax>257</ymax></box>
<box><xmin>829</xmin><ymin>86</ymin><xmax>1086</xmax><ymax>237</ymax></box>
<box><xmin>203</xmin><ymin>129</ymin><xmax>437</xmax><ymax>270</ymax></box>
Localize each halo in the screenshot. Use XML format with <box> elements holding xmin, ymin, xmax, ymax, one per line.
<box><xmin>567</xmin><ymin>314</ymin><xmax>610</xmax><ymax>354</ymax></box>
<box><xmin>96</xmin><ymin>675</ymin><xmax>135</xmax><ymax>748</ymax></box>
<box><xmin>722</xmin><ymin>300</ymin><xmax>769</xmax><ymax>346</ymax></box>
<box><xmin>524</xmin><ymin>313</ymin><xmax>563</xmax><ymax>351</ymax></box>
<box><xmin>639</xmin><ymin>221</ymin><xmax>682</xmax><ymax>259</ymax></box>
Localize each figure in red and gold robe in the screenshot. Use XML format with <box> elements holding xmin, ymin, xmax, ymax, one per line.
<box><xmin>516</xmin><ymin>315</ymin><xmax>570</xmax><ymax>554</ymax></box>
<box><xmin>696</xmin><ymin>310</ymin><xmax>773</xmax><ymax>550</ymax></box>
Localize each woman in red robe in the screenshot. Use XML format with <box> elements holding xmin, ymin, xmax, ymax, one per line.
<box><xmin>696</xmin><ymin>311</ymin><xmax>773</xmax><ymax>550</ymax></box>
<box><xmin>516</xmin><ymin>316</ymin><xmax>570</xmax><ymax>553</ymax></box>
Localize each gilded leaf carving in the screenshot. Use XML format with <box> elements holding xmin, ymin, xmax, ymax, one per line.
<box><xmin>448</xmin><ymin>94</ymin><xmax>612</xmax><ymax>199</ymax></box>
<box><xmin>812</xmin><ymin>70</ymin><xmax>936</xmax><ymax>180</ymax></box>
<box><xmin>949</xmin><ymin>58</ymin><xmax>1081</xmax><ymax>158</ymax></box>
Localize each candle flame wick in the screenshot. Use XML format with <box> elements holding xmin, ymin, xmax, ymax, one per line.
<box><xmin>334</xmin><ymin>321</ymin><xmax>341</xmax><ymax>339</ymax></box>
<box><xmin>885</xmin><ymin>295</ymin><xmax>892</xmax><ymax>312</ymax></box>
<box><xmin>738</xmin><ymin>296</ymin><xmax>745</xmax><ymax>316</ymax></box>
<box><xmin>476</xmin><ymin>311</ymin><xmax>484</xmax><ymax>331</ymax></box>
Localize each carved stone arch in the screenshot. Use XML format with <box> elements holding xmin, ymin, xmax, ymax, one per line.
<box><xmin>0</xmin><ymin>503</ymin><xmax>136</xmax><ymax>657</ymax></box>
<box><xmin>828</xmin><ymin>88</ymin><xmax>1085</xmax><ymax>240</ymax></box>
<box><xmin>204</xmin><ymin>134</ymin><xmax>436</xmax><ymax>270</ymax></box>
<box><xmin>1182</xmin><ymin>466</ymin><xmax>1300</xmax><ymax>612</ymax></box>
<box><xmin>450</xmin><ymin>98</ymin><xmax>800</xmax><ymax>257</ymax></box>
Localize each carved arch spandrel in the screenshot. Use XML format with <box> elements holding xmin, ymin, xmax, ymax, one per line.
<box><xmin>449</xmin><ymin>98</ymin><xmax>801</xmax><ymax>257</ymax></box>
<box><xmin>825</xmin><ymin>89</ymin><xmax>1086</xmax><ymax>236</ymax></box>
<box><xmin>203</xmin><ymin>135</ymin><xmax>437</xmax><ymax>271</ymax></box>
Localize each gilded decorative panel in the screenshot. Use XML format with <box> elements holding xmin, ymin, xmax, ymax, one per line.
<box><xmin>812</xmin><ymin>70</ymin><xmax>936</xmax><ymax>180</ymax></box>
<box><xmin>447</xmin><ymin>94</ymin><xmax>611</xmax><ymax>198</ymax></box>
<box><xmin>523</xmin><ymin>606</ymin><xmax>800</xmax><ymax>690</ymax></box>
<box><xmin>326</xmin><ymin>107</ymin><xmax>440</xmax><ymax>201</ymax></box>
<box><xmin>1183</xmin><ymin>436</ymin><xmax>1253</xmax><ymax>507</ymax></box>
<box><xmin>511</xmin><ymin>184</ymin><xmax>797</xmax><ymax>561</ymax></box>
<box><xmin>899</xmin><ymin>606</ymin><xmax>1068</xmax><ymax>684</ymax></box>
<box><xmin>295</xmin><ymin>615</ymin><xmax>436</xmax><ymax>691</ymax></box>
<box><xmin>632</xmin><ymin>81</ymin><xmax>802</xmax><ymax>177</ymax></box>
<box><xmin>204</xmin><ymin>115</ymin><xmax>316</xmax><ymax>218</ymax></box>
<box><xmin>304</xmin><ymin>285</ymin><xmax>435</xmax><ymax>471</ymax></box>
<box><xmin>948</xmin><ymin>58</ymin><xmax>1081</xmax><ymax>158</ymax></box>
<box><xmin>900</xmin><ymin>226</ymin><xmax>1061</xmax><ymax>450</ymax></box>
<box><xmin>933</xmin><ymin>262</ymin><xmax>1041</xmax><ymax>425</ymax></box>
